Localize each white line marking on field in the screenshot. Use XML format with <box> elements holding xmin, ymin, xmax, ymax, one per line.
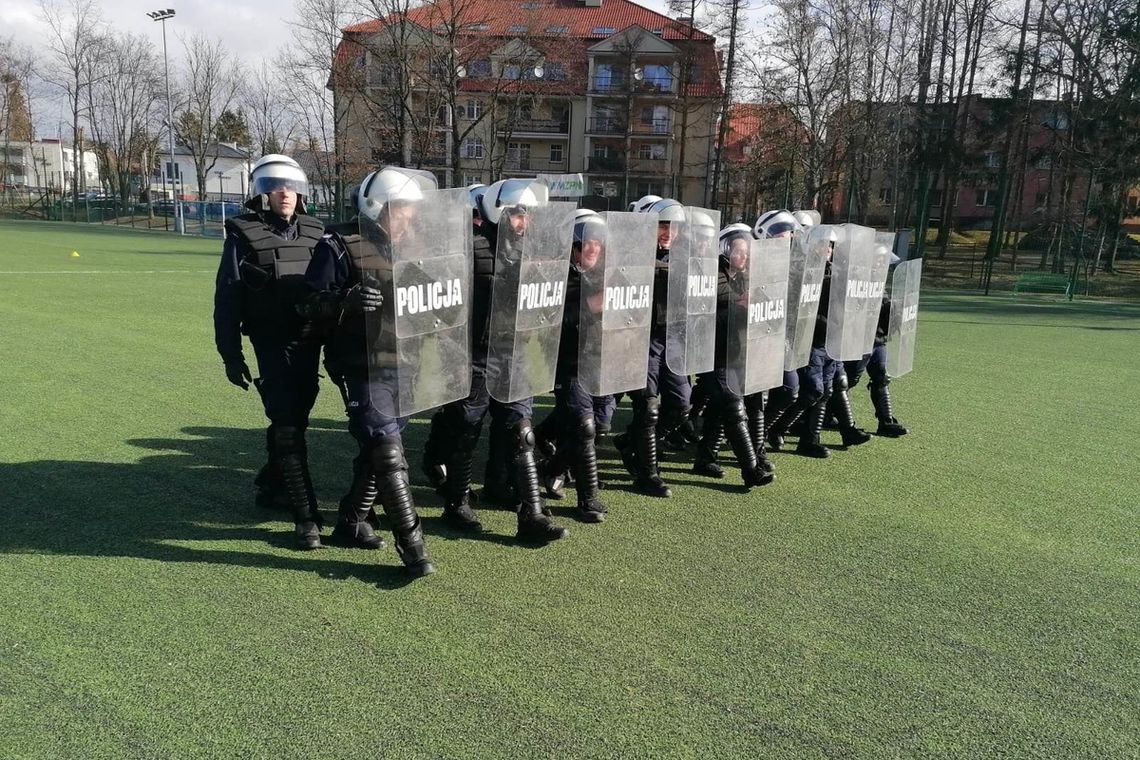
<box><xmin>0</xmin><ymin>270</ymin><xmax>213</xmax><ymax>274</ymax></box>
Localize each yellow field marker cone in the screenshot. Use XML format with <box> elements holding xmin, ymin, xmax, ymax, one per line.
<box><xmin>70</xmin><ymin>250</ymin><xmax>80</xmax><ymax>258</ymax></box>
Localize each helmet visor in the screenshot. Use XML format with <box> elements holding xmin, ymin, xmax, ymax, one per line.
<box><xmin>766</xmin><ymin>221</ymin><xmax>797</xmax><ymax>237</ymax></box>
<box><xmin>251</xmin><ymin>174</ymin><xmax>308</xmax><ymax>197</ymax></box>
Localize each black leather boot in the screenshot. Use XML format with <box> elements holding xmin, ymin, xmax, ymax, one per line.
<box><xmin>371</xmin><ymin>437</ymin><xmax>435</xmax><ymax>577</ymax></box>
<box><xmin>482</xmin><ymin>415</ymin><xmax>517</xmax><ymax>506</ymax></box>
<box><xmin>440</xmin><ymin>419</ymin><xmax>484</xmax><ymax>532</ymax></box>
<box><xmin>512</xmin><ymin>419</ymin><xmax>570</xmax><ymax>543</ymax></box>
<box><xmin>767</xmin><ymin>393</ymin><xmax>807</xmax><ymax>452</ymax></box>
<box><xmin>795</xmin><ymin>397</ymin><xmax>831</xmax><ymax>458</ymax></box>
<box><xmin>832</xmin><ymin>372</ymin><xmax>871</xmax><ymax>446</ymax></box>
<box><xmin>330</xmin><ymin>446</ymin><xmax>386</xmax><ymax>549</ymax></box>
<box><xmin>421</xmin><ymin>410</ymin><xmax>450</xmax><ymax>492</ymax></box>
<box><xmin>692</xmin><ymin>406</ymin><xmax>725</xmax><ymax>479</ymax></box>
<box><xmin>617</xmin><ymin>396</ymin><xmax>671</xmax><ymax>497</ymax></box>
<box><xmin>745</xmin><ymin>393</ymin><xmax>774</xmax><ymax>474</ymax></box>
<box><xmin>724</xmin><ymin>399</ymin><xmax>774</xmax><ymax>488</ymax></box>
<box><xmin>870</xmin><ymin>381</ymin><xmax>909</xmax><ymax>437</ymax></box>
<box><xmin>274</xmin><ymin>425</ymin><xmax>322</xmax><ymax>550</ymax></box>
<box><xmin>569</xmin><ymin>416</ymin><xmax>606</xmax><ymax>523</ymax></box>
<box><xmin>255</xmin><ymin>424</ymin><xmax>289</xmax><ymax>510</ymax></box>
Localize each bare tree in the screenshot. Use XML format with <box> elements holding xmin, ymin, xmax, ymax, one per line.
<box><xmin>1</xmin><ymin>37</ymin><xmax>37</xmax><ymax>196</ymax></box>
<box><xmin>174</xmin><ymin>34</ymin><xmax>242</xmax><ymax>204</ymax></box>
<box><xmin>245</xmin><ymin>62</ymin><xmax>300</xmax><ymax>156</ymax></box>
<box><xmin>81</xmin><ymin>32</ymin><xmax>165</xmax><ymax>207</ymax></box>
<box><xmin>40</xmin><ymin>0</ymin><xmax>104</xmax><ymax>201</ymax></box>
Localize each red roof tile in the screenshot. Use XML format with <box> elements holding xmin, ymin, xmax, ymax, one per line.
<box><xmin>344</xmin><ymin>0</ymin><xmax>713</xmax><ymax>41</ymax></box>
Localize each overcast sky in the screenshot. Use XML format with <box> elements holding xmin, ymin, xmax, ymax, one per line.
<box><xmin>2</xmin><ymin>0</ymin><xmax>684</xmax><ymax>133</ymax></box>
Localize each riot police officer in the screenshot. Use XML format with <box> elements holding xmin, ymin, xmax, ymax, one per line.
<box><xmin>690</xmin><ymin>224</ymin><xmax>774</xmax><ymax>488</ymax></box>
<box><xmin>213</xmin><ymin>154</ymin><xmax>326</xmax><ymax>548</ymax></box>
<box><xmin>297</xmin><ymin>167</ymin><xmax>437</xmax><ymax>577</ymax></box>
<box><xmin>613</xmin><ymin>197</ymin><xmax>687</xmax><ymax>498</ymax></box>
<box><xmin>424</xmin><ymin>179</ymin><xmax>570</xmax><ymax>544</ymax></box>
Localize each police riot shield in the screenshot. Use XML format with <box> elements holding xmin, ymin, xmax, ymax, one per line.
<box><xmin>825</xmin><ymin>225</ymin><xmax>883</xmax><ymax>362</ymax></box>
<box><xmin>485</xmin><ymin>198</ymin><xmax>576</xmax><ymax>403</ymax></box>
<box><xmin>861</xmin><ymin>231</ymin><xmax>895</xmax><ymax>350</ymax></box>
<box><xmin>726</xmin><ymin>237</ymin><xmax>791</xmax><ymax>397</ymax></box>
<box><xmin>361</xmin><ymin>187</ymin><xmax>472</xmax><ymax>417</ymax></box>
<box><xmin>784</xmin><ymin>226</ymin><xmax>831</xmax><ymax>371</ymax></box>
<box><xmin>665</xmin><ymin>206</ymin><xmax>721</xmax><ymax>375</ymax></box>
<box><xmin>887</xmin><ymin>259</ymin><xmax>922</xmax><ymax>377</ymax></box>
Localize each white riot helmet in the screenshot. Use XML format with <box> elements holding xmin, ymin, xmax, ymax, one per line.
<box><xmin>753</xmin><ymin>209</ymin><xmax>801</xmax><ymax>239</ymax></box>
<box><xmin>643</xmin><ymin>198</ymin><xmax>686</xmax><ymax>223</ymax></box>
<box><xmin>573</xmin><ymin>209</ymin><xmax>604</xmax><ymax>245</ymax></box>
<box><xmin>629</xmin><ymin>194</ymin><xmax>663</xmax><ymax>212</ymax></box>
<box><xmin>468</xmin><ymin>183</ymin><xmax>488</xmax><ymax>217</ymax></box>
<box><xmin>479</xmin><ymin>178</ymin><xmax>543</xmax><ymax>227</ymax></box>
<box><xmin>357</xmin><ymin>166</ymin><xmax>436</xmax><ymax>221</ymax></box>
<box><xmin>689</xmin><ymin>209</ymin><xmax>717</xmax><ymax>233</ymax></box>
<box><xmin>792</xmin><ymin>210</ymin><xmax>817</xmax><ymax>230</ymax></box>
<box><xmin>247</xmin><ymin>154</ymin><xmax>308</xmax><ymax>210</ymax></box>
<box><xmin>718</xmin><ymin>223</ymin><xmax>754</xmax><ymax>259</ymax></box>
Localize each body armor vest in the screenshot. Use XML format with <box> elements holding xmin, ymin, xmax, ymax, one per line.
<box><xmin>226</xmin><ymin>212</ymin><xmax>325</xmax><ymax>331</ymax></box>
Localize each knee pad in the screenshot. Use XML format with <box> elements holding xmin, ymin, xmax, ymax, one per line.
<box><xmin>271</xmin><ymin>425</ymin><xmax>305</xmax><ymax>456</ymax></box>
<box><xmin>575</xmin><ymin>415</ymin><xmax>596</xmax><ymax>442</ymax></box>
<box><xmin>370</xmin><ymin>435</ymin><xmax>407</xmax><ymax>474</ymax></box>
<box><xmin>723</xmin><ymin>397</ymin><xmax>748</xmax><ymax>424</ymax></box>
<box><xmin>834</xmin><ymin>372</ymin><xmax>850</xmax><ymax>394</ymax></box>
<box><xmin>513</xmin><ymin>419</ymin><xmax>536</xmax><ymax>453</ymax></box>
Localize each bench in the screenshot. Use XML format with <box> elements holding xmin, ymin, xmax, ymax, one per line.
<box><xmin>1013</xmin><ymin>272</ymin><xmax>1072</xmax><ymax>297</ymax></box>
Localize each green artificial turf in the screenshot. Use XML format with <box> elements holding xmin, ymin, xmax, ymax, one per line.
<box><xmin>1</xmin><ymin>220</ymin><xmax>1138</xmax><ymax>758</ymax></box>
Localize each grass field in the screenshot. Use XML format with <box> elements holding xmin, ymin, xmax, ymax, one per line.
<box><xmin>2</xmin><ymin>221</ymin><xmax>1138</xmax><ymax>758</ymax></box>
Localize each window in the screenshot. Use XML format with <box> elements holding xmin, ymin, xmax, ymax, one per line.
<box><xmin>1035</xmin><ymin>191</ymin><xmax>1049</xmax><ymax>208</ymax></box>
<box><xmin>687</xmin><ymin>64</ymin><xmax>702</xmax><ymax>83</ymax></box>
<box><xmin>878</xmin><ymin>187</ymin><xmax>893</xmax><ymax>204</ymax></box>
<box><xmin>503</xmin><ymin>64</ymin><xmax>522</xmax><ymax>80</ymax></box>
<box><xmin>467</xmin><ymin>59</ymin><xmax>492</xmax><ymax>78</ymax></box>
<box><xmin>1043</xmin><ymin>111</ymin><xmax>1069</xmax><ymax>130</ymax></box>
<box><xmin>165</xmin><ymin>162</ymin><xmax>181</xmax><ymax>179</ymax></box>
<box><xmin>509</xmin><ymin>103</ymin><xmax>533</xmax><ymax>122</ymax></box>
<box><xmin>975</xmin><ymin>189</ymin><xmax>997</xmax><ymax>207</ymax></box>
<box><xmin>593</xmin><ymin>144</ymin><xmax>617</xmax><ymax>159</ymax></box>
<box><xmin>549</xmin><ymin>144</ymin><xmax>563</xmax><ymax>163</ymax></box>
<box><xmin>640</xmin><ymin>105</ymin><xmax>669</xmax><ymax>133</ymax></box>
<box><xmin>1035</xmin><ymin>155</ymin><xmax>1053</xmax><ymax>169</ymax></box>
<box><xmin>651</xmin><ymin>27</ymin><xmax>663</xmax><ymax>35</ymax></box>
<box><xmin>637</xmin><ymin>144</ymin><xmax>665</xmax><ymax>160</ymax></box>
<box><xmin>462</xmin><ymin>100</ymin><xmax>483</xmax><ymax>120</ymax></box>
<box><xmin>544</xmin><ymin>62</ymin><xmax>566</xmax><ymax>80</ymax></box>
<box><xmin>592</xmin><ymin>26</ymin><xmax>616</xmax><ymax>35</ymax></box>
<box><xmin>635</xmin><ymin>180</ymin><xmax>667</xmax><ymax>197</ymax></box>
<box><xmin>521</xmin><ymin>1</ymin><xmax>539</xmax><ymax>7</ymax></box>
<box><xmin>508</xmin><ymin>24</ymin><xmax>528</xmax><ymax>33</ymax></box>
<box><xmin>642</xmin><ymin>64</ymin><xmax>672</xmax><ymax>91</ymax></box>
<box><xmin>467</xmin><ymin>23</ymin><xmax>489</xmax><ymax>31</ymax></box>
<box><xmin>928</xmin><ymin>189</ymin><xmax>944</xmax><ymax>207</ymax></box>
<box><xmin>370</xmin><ymin>61</ymin><xmax>400</xmax><ymax>87</ymax></box>
<box><xmin>983</xmin><ymin>150</ymin><xmax>1001</xmax><ymax>169</ymax></box>
<box><xmin>546</xmin><ymin>25</ymin><xmax>568</xmax><ymax>34</ymax></box>
<box><xmin>594</xmin><ymin>63</ymin><xmax>624</xmax><ymax>90</ymax></box>
<box><xmin>462</xmin><ymin>138</ymin><xmax>485</xmax><ymax>159</ymax></box>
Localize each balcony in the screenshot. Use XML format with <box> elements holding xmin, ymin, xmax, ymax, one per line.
<box><xmin>589</xmin><ymin>78</ymin><xmax>629</xmax><ymax>94</ymax></box>
<box><xmin>499</xmin><ymin>118</ymin><xmax>569</xmax><ymax>135</ymax></box>
<box><xmin>587</xmin><ymin>117</ymin><xmax>627</xmax><ymax>135</ymax></box>
<box><xmin>631</xmin><ymin>119</ymin><xmax>672</xmax><ymax>136</ymax></box>
<box><xmin>587</xmin><ymin>156</ymin><xmax>624</xmax><ymax>173</ymax></box>
<box><xmin>504</xmin><ymin>157</ymin><xmax>533</xmax><ymax>171</ymax></box>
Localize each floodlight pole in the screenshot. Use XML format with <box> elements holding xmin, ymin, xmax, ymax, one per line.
<box><xmin>149</xmin><ymin>9</ymin><xmax>183</xmax><ymax>235</ymax></box>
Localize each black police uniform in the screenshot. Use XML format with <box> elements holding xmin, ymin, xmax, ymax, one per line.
<box><xmin>843</xmin><ymin>295</ymin><xmax>908</xmax><ymax>436</ymax></box>
<box><xmin>425</xmin><ymin>218</ymin><xmax>568</xmax><ymax>543</ymax></box>
<box><xmin>691</xmin><ymin>249</ymin><xmax>774</xmax><ymax>488</ymax></box>
<box><xmin>298</xmin><ymin>221</ymin><xmax>434</xmax><ymax>576</ymax></box>
<box><xmin>213</xmin><ymin>209</ymin><xmax>325</xmax><ymax>540</ymax></box>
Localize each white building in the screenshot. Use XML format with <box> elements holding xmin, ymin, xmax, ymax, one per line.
<box><xmin>151</xmin><ymin>143</ymin><xmax>253</xmax><ymax>201</ymax></box>
<box><xmin>0</xmin><ymin>138</ymin><xmax>100</xmax><ymax>192</ymax></box>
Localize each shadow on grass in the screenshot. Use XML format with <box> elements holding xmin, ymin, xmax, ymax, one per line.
<box><xmin>0</xmin><ymin>404</ymin><xmax>644</xmax><ymax>584</ymax></box>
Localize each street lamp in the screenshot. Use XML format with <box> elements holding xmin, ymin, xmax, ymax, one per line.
<box><xmin>147</xmin><ymin>8</ymin><xmax>183</xmax><ymax>235</ymax></box>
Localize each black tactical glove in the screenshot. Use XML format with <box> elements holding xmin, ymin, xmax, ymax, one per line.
<box><xmin>224</xmin><ymin>358</ymin><xmax>253</xmax><ymax>390</ymax></box>
<box><xmin>342</xmin><ymin>284</ymin><xmax>384</xmax><ymax>314</ymax></box>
